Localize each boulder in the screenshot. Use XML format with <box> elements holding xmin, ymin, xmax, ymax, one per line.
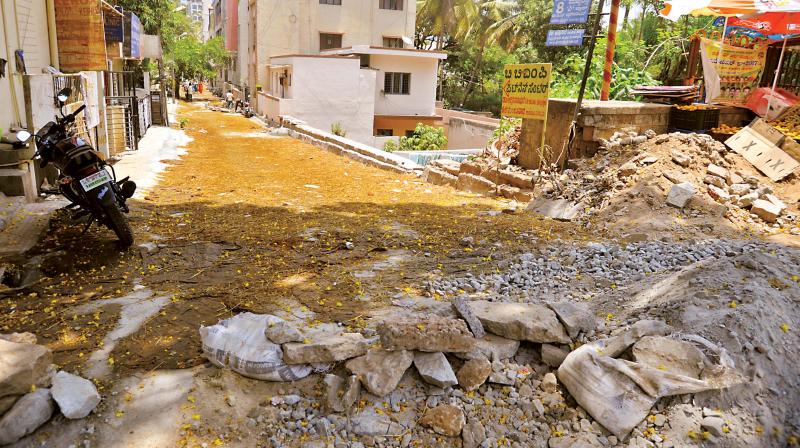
<box><xmin>51</xmin><ymin>371</ymin><xmax>100</xmax><ymax>419</ymax></box>
<box><xmin>418</xmin><ymin>404</ymin><xmax>465</xmax><ymax>437</ymax></box>
<box><xmin>666</xmin><ymin>182</ymin><xmax>696</xmax><ymax>208</ymax></box>
<box><xmin>701</xmin><ymin>416</ymin><xmax>726</xmax><ymax>437</ymax></box>
<box><xmin>454</xmin><ymin>334</ymin><xmax>519</xmax><ymax>362</ymax></box>
<box><xmin>0</xmin><ymin>389</ymin><xmax>54</xmax><ymax>445</ymax></box>
<box><xmin>283</xmin><ymin>332</ymin><xmax>368</xmax><ymax>364</ymax></box>
<box><xmin>541</xmin><ymin>344</ymin><xmax>570</xmax><ymax>368</ymax></box>
<box><xmin>462</xmin><ymin>419</ymin><xmax>486</xmax><ymax>448</ymax></box>
<box><xmin>0</xmin><ymin>339</ymin><xmax>52</xmax><ymax>412</ymax></box>
<box><xmin>265</xmin><ymin>320</ymin><xmax>303</xmax><ymax>344</ymax></box>
<box><xmin>378</xmin><ymin>316</ymin><xmax>476</xmax><ymax>353</ymax></box>
<box><xmin>345</xmin><ymin>349</ymin><xmax>413</xmax><ymax>397</ymax></box>
<box><xmin>470</xmin><ymin>301</ymin><xmax>570</xmax><ymax>343</ymax></box>
<box><xmin>547</xmin><ymin>301</ymin><xmax>596</xmax><ymax>339</ymax></box>
<box><xmin>752</xmin><ymin>199</ymin><xmax>782</xmax><ymax>222</ymax></box>
<box><xmin>413</xmin><ymin>352</ymin><xmax>458</xmax><ymax>388</ymax></box>
<box><xmin>456</xmin><ymin>358</ymin><xmax>491</xmax><ymax>392</ymax></box>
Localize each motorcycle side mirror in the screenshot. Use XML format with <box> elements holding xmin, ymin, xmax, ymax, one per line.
<box><xmin>15</xmin><ymin>130</ymin><xmax>31</xmax><ymax>142</ymax></box>
<box><xmin>56</xmin><ymin>87</ymin><xmax>71</xmax><ymax>105</ymax></box>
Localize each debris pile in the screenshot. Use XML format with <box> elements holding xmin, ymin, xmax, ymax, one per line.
<box><xmin>0</xmin><ymin>333</ymin><xmax>100</xmax><ymax>445</ymax></box>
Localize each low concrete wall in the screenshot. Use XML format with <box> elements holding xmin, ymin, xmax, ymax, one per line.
<box><xmin>437</xmin><ymin>108</ymin><xmax>499</xmax><ymax>150</ymax></box>
<box><xmin>281</xmin><ymin>116</ymin><xmax>421</xmax><ymax>174</ymax></box>
<box><xmin>519</xmin><ymin>99</ymin><xmax>671</xmax><ymax>169</ymax></box>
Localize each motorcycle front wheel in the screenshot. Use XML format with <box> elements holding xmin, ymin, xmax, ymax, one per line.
<box><xmin>103</xmin><ymin>202</ymin><xmax>134</xmax><ymax>247</ymax></box>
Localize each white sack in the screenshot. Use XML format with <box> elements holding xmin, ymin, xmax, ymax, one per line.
<box><xmin>199</xmin><ymin>313</ymin><xmax>313</xmax><ymax>381</ymax></box>
<box><xmin>557</xmin><ymin>320</ymin><xmax>741</xmax><ymax>440</ymax></box>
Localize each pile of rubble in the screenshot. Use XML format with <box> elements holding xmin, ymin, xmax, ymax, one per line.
<box><xmin>0</xmin><ymin>333</ymin><xmax>100</xmax><ymax>445</ymax></box>
<box><xmin>197</xmin><ymin>288</ymin><xmax>752</xmax><ymax>448</ymax></box>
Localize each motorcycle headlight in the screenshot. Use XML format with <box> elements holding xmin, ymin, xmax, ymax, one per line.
<box><xmin>15</xmin><ymin>130</ymin><xmax>31</xmax><ymax>142</ymax></box>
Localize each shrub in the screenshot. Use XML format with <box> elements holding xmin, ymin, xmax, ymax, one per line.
<box><xmin>383</xmin><ymin>139</ymin><xmax>398</xmax><ymax>152</ymax></box>
<box><xmin>331</xmin><ymin>122</ymin><xmax>346</xmax><ymax>137</ymax></box>
<box><xmin>399</xmin><ymin>124</ymin><xmax>447</xmax><ymax>151</ymax></box>
<box><xmin>179</xmin><ymin>118</ymin><xmax>189</xmax><ymax>129</ymax></box>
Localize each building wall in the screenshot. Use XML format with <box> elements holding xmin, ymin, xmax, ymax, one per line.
<box><xmin>237</xmin><ymin>0</ymin><xmax>249</xmax><ymax>89</ymax></box>
<box><xmin>252</xmin><ymin>0</ymin><xmax>415</xmax><ymax>111</ymax></box>
<box><xmin>271</xmin><ymin>55</ymin><xmax>375</xmax><ymax>144</ymax></box>
<box><xmin>0</xmin><ymin>0</ymin><xmax>54</xmax><ymax>133</ymax></box>
<box><xmin>373</xmin><ymin>116</ymin><xmax>438</xmax><ymax>138</ymax></box>
<box><xmin>370</xmin><ymin>54</ymin><xmax>438</xmax><ymax>117</ymax></box>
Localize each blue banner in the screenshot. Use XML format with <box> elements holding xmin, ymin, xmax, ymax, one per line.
<box><xmin>550</xmin><ymin>0</ymin><xmax>592</xmax><ymax>25</ymax></box>
<box><xmin>125</xmin><ymin>12</ymin><xmax>142</xmax><ymax>58</ymax></box>
<box><xmin>104</xmin><ymin>11</ymin><xmax>124</xmax><ymax>43</ymax></box>
<box><xmin>546</xmin><ymin>29</ymin><xmax>585</xmax><ymax>47</ymax></box>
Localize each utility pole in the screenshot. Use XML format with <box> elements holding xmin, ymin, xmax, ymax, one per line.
<box><xmin>158</xmin><ymin>57</ymin><xmax>169</xmax><ymax>126</ymax></box>
<box><xmin>601</xmin><ymin>0</ymin><xmax>620</xmax><ymax>100</ymax></box>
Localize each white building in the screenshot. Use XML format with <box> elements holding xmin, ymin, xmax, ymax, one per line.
<box><xmin>180</xmin><ymin>0</ymin><xmax>212</xmax><ymax>41</ymax></box>
<box><xmin>248</xmin><ymin>0</ymin><xmax>416</xmax><ymax>105</ymax></box>
<box><xmin>263</xmin><ymin>45</ymin><xmax>445</xmax><ymax>148</ymax></box>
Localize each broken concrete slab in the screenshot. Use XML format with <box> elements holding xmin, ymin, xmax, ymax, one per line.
<box><xmin>423</xmin><ymin>167</ymin><xmax>458</xmax><ymax>188</ymax></box>
<box><xmin>707</xmin><ymin>185</ymin><xmax>731</xmax><ymax>202</ymax></box>
<box><xmin>728</xmin><ymin>183</ymin><xmax>751</xmax><ymax>196</ymax></box>
<box><xmin>454</xmin><ymin>334</ymin><xmax>519</xmax><ymax>362</ymax></box>
<box><xmin>525</xmin><ymin>198</ymin><xmax>582</xmax><ymax>222</ymax></box>
<box><xmin>451</xmin><ymin>296</ymin><xmax>485</xmax><ymax>338</ymax></box>
<box><xmin>547</xmin><ymin>301</ymin><xmax>596</xmax><ymax>339</ymax></box>
<box><xmin>671</xmin><ymin>150</ymin><xmax>691</xmax><ymax>167</ymax></box>
<box><xmin>418</xmin><ymin>404</ymin><xmax>465</xmax><ymax>437</ymax></box>
<box><xmin>322</xmin><ymin>374</ymin><xmax>345</xmax><ymax>413</ymax></box>
<box><xmin>282</xmin><ymin>332</ymin><xmax>368</xmax><ymax>364</ymax></box>
<box><xmin>470</xmin><ymin>300</ymin><xmax>570</xmax><ymax>343</ymax></box>
<box><xmin>0</xmin><ymin>338</ymin><xmax>53</xmax><ymax>413</ymax></box>
<box><xmin>345</xmin><ymin>349</ymin><xmax>413</xmax><ymax>397</ymax></box>
<box><xmin>752</xmin><ymin>199</ymin><xmax>782</xmax><ymax>222</ymax></box>
<box><xmin>765</xmin><ymin>193</ymin><xmax>787</xmax><ymax>211</ymax></box>
<box><xmin>707</xmin><ymin>163</ymin><xmax>730</xmax><ymax>184</ymax></box>
<box><xmin>456</xmin><ymin>173</ymin><xmax>497</xmax><ymax>196</ymax></box>
<box><xmin>456</xmin><ymin>358</ymin><xmax>491</xmax><ymax>392</ymax></box>
<box><xmin>0</xmin><ymin>388</ymin><xmax>54</xmax><ymax>445</ymax></box>
<box><xmin>413</xmin><ymin>352</ymin><xmax>458</xmax><ymax>388</ymax></box>
<box><xmin>662</xmin><ymin>170</ymin><xmax>688</xmax><ymax>184</ymax></box>
<box><xmin>342</xmin><ymin>375</ymin><xmax>360</xmax><ymax>412</ymax></box>
<box><xmin>703</xmin><ymin>174</ymin><xmax>726</xmax><ymax>189</ymax></box>
<box><xmin>666</xmin><ymin>182</ymin><xmax>696</xmax><ymax>208</ymax></box>
<box><xmin>378</xmin><ymin>316</ymin><xmax>476</xmax><ymax>353</ymax></box>
<box><xmin>51</xmin><ymin>371</ymin><xmax>101</xmax><ymax>419</ymax></box>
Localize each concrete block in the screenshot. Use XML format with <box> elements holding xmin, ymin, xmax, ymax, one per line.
<box><xmin>703</xmin><ymin>175</ymin><xmax>726</xmax><ymax>188</ymax></box>
<box><xmin>666</xmin><ymin>182</ymin><xmax>696</xmax><ymax>208</ymax></box>
<box><xmin>707</xmin><ymin>163</ymin><xmax>731</xmax><ymax>184</ymax></box>
<box><xmin>423</xmin><ymin>167</ymin><xmax>458</xmax><ymax>188</ymax></box>
<box><xmin>765</xmin><ymin>193</ymin><xmax>787</xmax><ymax>211</ymax></box>
<box><xmin>752</xmin><ymin>199</ymin><xmax>782</xmax><ymax>222</ymax></box>
<box><xmin>456</xmin><ymin>173</ymin><xmax>497</xmax><ymax>196</ymax></box>
<box><xmin>707</xmin><ymin>185</ymin><xmax>732</xmax><ymax>202</ymax></box>
<box><xmin>526</xmin><ymin>197</ymin><xmax>582</xmax><ymax>221</ymax></box>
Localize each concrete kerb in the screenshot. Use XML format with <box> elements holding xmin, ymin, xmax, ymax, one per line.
<box><xmin>279</xmin><ymin>116</ymin><xmax>422</xmax><ymax>175</ymax></box>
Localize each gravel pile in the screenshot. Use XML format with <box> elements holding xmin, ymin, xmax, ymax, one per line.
<box><xmin>427</xmin><ymin>239</ymin><xmax>783</xmax><ymax>300</ymax></box>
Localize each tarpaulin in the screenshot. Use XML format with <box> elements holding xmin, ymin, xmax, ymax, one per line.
<box><xmin>662</xmin><ymin>0</ymin><xmax>800</xmax><ymax>21</ymax></box>
<box><xmin>725</xmin><ymin>12</ymin><xmax>800</xmax><ymax>40</ymax></box>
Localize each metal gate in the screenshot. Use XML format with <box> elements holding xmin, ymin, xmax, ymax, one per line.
<box><xmin>104</xmin><ymin>96</ymin><xmax>137</xmax><ymax>153</ymax></box>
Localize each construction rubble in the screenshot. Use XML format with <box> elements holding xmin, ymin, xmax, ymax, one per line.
<box><xmin>0</xmin><ymin>333</ymin><xmax>100</xmax><ymax>445</ymax></box>
<box><xmin>423</xmin><ymin>130</ymin><xmax>799</xmax><ymax>239</ymax></box>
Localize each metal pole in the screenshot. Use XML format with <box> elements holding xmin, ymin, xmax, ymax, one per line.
<box><xmin>158</xmin><ymin>58</ymin><xmax>169</xmax><ymax>126</ymax></box>
<box><xmin>601</xmin><ymin>0</ymin><xmax>620</xmax><ymax>101</ymax></box>
<box><xmin>767</xmin><ymin>37</ymin><xmax>788</xmax><ymax>119</ymax></box>
<box><xmin>569</xmin><ymin>0</ymin><xmax>607</xmax><ymax>144</ymax></box>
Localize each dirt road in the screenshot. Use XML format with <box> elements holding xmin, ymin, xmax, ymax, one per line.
<box><xmin>1</xmin><ymin>101</ymin><xmax>576</xmax><ymax>377</ymax></box>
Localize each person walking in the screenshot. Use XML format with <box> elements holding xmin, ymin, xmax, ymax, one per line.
<box><xmin>225</xmin><ymin>91</ymin><xmax>234</xmax><ymax>109</ymax></box>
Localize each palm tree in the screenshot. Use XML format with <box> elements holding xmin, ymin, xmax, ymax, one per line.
<box><xmin>459</xmin><ymin>0</ymin><xmax>526</xmax><ymax>106</ymax></box>
<box><xmin>417</xmin><ymin>0</ymin><xmax>476</xmax><ymax>50</ymax></box>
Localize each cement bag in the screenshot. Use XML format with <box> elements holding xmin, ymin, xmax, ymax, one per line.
<box><xmin>557</xmin><ymin>320</ymin><xmax>741</xmax><ymax>439</ymax></box>
<box><xmin>199</xmin><ymin>312</ymin><xmax>313</xmax><ymax>381</ymax></box>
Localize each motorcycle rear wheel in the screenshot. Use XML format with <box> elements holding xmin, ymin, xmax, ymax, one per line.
<box><xmin>103</xmin><ymin>202</ymin><xmax>134</xmax><ymax>247</ymax></box>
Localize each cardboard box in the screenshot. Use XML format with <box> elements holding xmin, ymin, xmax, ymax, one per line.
<box><xmin>725</xmin><ymin>119</ymin><xmax>799</xmax><ymax>181</ymax></box>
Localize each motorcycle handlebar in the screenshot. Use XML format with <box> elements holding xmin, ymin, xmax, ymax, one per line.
<box><xmin>68</xmin><ymin>105</ymin><xmax>87</xmax><ymax>122</ymax></box>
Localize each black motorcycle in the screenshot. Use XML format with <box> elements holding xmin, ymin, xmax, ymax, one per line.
<box><xmin>16</xmin><ymin>87</ymin><xmax>137</xmax><ymax>247</ymax></box>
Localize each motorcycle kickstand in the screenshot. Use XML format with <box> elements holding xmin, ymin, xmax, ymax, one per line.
<box><xmin>81</xmin><ymin>217</ymin><xmax>94</xmax><ymax>235</ymax></box>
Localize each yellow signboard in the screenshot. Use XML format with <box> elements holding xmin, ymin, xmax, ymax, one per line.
<box><xmin>501</xmin><ymin>63</ymin><xmax>552</xmax><ymax>120</ymax></box>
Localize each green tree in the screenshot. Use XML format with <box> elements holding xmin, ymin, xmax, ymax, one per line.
<box><xmin>169</xmin><ymin>36</ymin><xmax>229</xmax><ymax>97</ymax></box>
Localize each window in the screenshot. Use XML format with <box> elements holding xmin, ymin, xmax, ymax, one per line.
<box><xmin>319</xmin><ymin>33</ymin><xmax>343</xmax><ymax>50</ymax></box>
<box><xmin>383</xmin><ymin>37</ymin><xmax>403</xmax><ymax>48</ymax></box>
<box><xmin>379</xmin><ymin>0</ymin><xmax>403</xmax><ymax>10</ymax></box>
<box><xmin>405</xmin><ymin>130</ymin><xmax>415</xmax><ymax>137</ymax></box>
<box><xmin>384</xmin><ymin>72</ymin><xmax>410</xmax><ymax>95</ymax></box>
<box><xmin>377</xmin><ymin>129</ymin><xmax>393</xmax><ymax>136</ymax></box>
<box><xmin>320</xmin><ymin>0</ymin><xmax>341</xmax><ymax>4</ymax></box>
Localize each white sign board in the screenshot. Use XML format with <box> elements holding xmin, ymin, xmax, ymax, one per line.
<box><xmin>142</xmin><ymin>34</ymin><xmax>162</xmax><ymax>59</ymax></box>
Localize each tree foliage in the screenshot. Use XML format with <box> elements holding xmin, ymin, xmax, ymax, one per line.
<box><xmin>417</xmin><ymin>0</ymin><xmax>717</xmax><ymax>115</ymax></box>
<box><xmin>169</xmin><ymin>36</ymin><xmax>229</xmax><ymax>86</ymax></box>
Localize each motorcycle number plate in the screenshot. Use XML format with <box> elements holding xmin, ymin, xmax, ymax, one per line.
<box><xmin>79</xmin><ymin>169</ymin><xmax>112</xmax><ymax>192</ymax></box>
